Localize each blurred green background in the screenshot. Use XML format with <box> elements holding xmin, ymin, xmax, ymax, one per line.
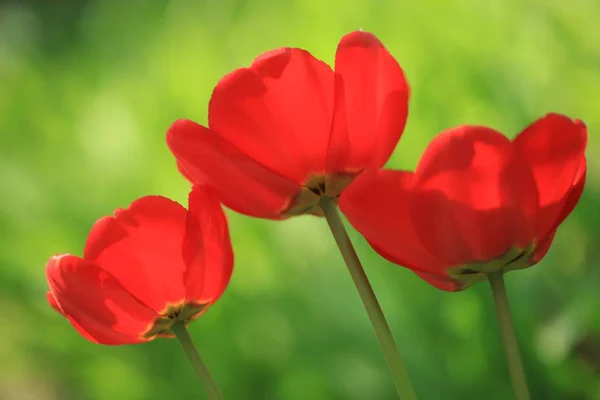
<box><xmin>1</xmin><ymin>0</ymin><xmax>599</xmax><ymax>399</ymax></box>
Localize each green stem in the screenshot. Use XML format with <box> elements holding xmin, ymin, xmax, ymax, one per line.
<box><xmin>172</xmin><ymin>322</ymin><xmax>224</xmax><ymax>400</ymax></box>
<box><xmin>320</xmin><ymin>197</ymin><xmax>417</xmax><ymax>400</ymax></box>
<box><xmin>488</xmin><ymin>271</ymin><xmax>530</xmax><ymax>400</ymax></box>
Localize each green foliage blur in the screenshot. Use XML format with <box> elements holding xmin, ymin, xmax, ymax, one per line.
<box><xmin>1</xmin><ymin>0</ymin><xmax>599</xmax><ymax>399</ymax></box>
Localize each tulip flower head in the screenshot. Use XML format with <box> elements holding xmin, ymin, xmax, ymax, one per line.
<box><xmin>46</xmin><ymin>185</ymin><xmax>233</xmax><ymax>344</ymax></box>
<box><xmin>167</xmin><ymin>30</ymin><xmax>410</xmax><ymax>219</ymax></box>
<box><xmin>341</xmin><ymin>114</ymin><xmax>587</xmax><ymax>291</ymax></box>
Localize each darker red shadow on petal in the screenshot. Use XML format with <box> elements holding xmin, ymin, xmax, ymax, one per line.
<box><xmin>167</xmin><ymin>119</ymin><xmax>301</xmax><ymax>219</ymax></box>
<box><xmin>411</xmin><ymin>126</ymin><xmax>538</xmax><ymax>264</ymax></box>
<box><xmin>209</xmin><ymin>48</ymin><xmax>334</xmax><ymax>183</ymax></box>
<box><xmin>328</xmin><ymin>31</ymin><xmax>409</xmax><ymax>172</ymax></box>
<box><xmin>513</xmin><ymin>114</ymin><xmax>587</xmax><ymax>239</ymax></box>
<box><xmin>83</xmin><ymin>196</ymin><xmax>188</xmax><ymax>313</ymax></box>
<box><xmin>532</xmin><ymin>230</ymin><xmax>557</xmax><ymax>264</ymax></box>
<box><xmin>340</xmin><ymin>169</ymin><xmax>445</xmax><ymax>273</ymax></box>
<box><xmin>183</xmin><ymin>185</ymin><xmax>234</xmax><ymax>303</ymax></box>
<box><xmin>46</xmin><ymin>255</ymin><xmax>157</xmax><ymax>345</ymax></box>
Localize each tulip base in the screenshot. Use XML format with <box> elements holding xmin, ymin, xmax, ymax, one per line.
<box><xmin>145</xmin><ymin>302</ymin><xmax>208</xmax><ymax>339</ymax></box>
<box><xmin>488</xmin><ymin>271</ymin><xmax>530</xmax><ymax>400</ymax></box>
<box><xmin>283</xmin><ymin>173</ymin><xmax>359</xmax><ymax>217</ymax></box>
<box><xmin>320</xmin><ymin>197</ymin><xmax>417</xmax><ymax>400</ymax></box>
<box><xmin>172</xmin><ymin>322</ymin><xmax>224</xmax><ymax>400</ymax></box>
<box><xmin>448</xmin><ymin>246</ymin><xmax>534</xmax><ymax>289</ymax></box>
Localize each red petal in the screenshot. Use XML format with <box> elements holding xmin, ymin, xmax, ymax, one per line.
<box><xmin>513</xmin><ymin>114</ymin><xmax>587</xmax><ymax>239</ymax></box>
<box><xmin>46</xmin><ymin>255</ymin><xmax>156</xmax><ymax>345</ymax></box>
<box><xmin>83</xmin><ymin>196</ymin><xmax>188</xmax><ymax>313</ymax></box>
<box><xmin>47</xmin><ymin>290</ymin><xmax>106</xmax><ymax>343</ymax></box>
<box><xmin>411</xmin><ymin>126</ymin><xmax>539</xmax><ymax>264</ymax></box>
<box><xmin>540</xmin><ymin>157</ymin><xmax>586</xmax><ymax>236</ymax></box>
<box><xmin>531</xmin><ymin>160</ymin><xmax>586</xmax><ymax>265</ymax></box>
<box><xmin>556</xmin><ymin>159</ymin><xmax>586</xmax><ymax>226</ymax></box>
<box><xmin>183</xmin><ymin>185</ymin><xmax>234</xmax><ymax>303</ymax></box>
<box><xmin>327</xmin><ymin>31</ymin><xmax>409</xmax><ymax>173</ymax></box>
<box><xmin>209</xmin><ymin>48</ymin><xmax>334</xmax><ymax>182</ymax></box>
<box><xmin>167</xmin><ymin>119</ymin><xmax>302</xmax><ymax>219</ymax></box>
<box><xmin>531</xmin><ymin>230</ymin><xmax>557</xmax><ymax>264</ymax></box>
<box><xmin>339</xmin><ymin>169</ymin><xmax>445</xmax><ymax>273</ymax></box>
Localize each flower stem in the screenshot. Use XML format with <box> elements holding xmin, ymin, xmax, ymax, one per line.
<box><xmin>487</xmin><ymin>271</ymin><xmax>530</xmax><ymax>400</ymax></box>
<box><xmin>320</xmin><ymin>197</ymin><xmax>417</xmax><ymax>400</ymax></box>
<box><xmin>172</xmin><ymin>322</ymin><xmax>224</xmax><ymax>400</ymax></box>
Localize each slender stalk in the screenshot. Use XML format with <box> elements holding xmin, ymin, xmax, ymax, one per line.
<box><xmin>488</xmin><ymin>271</ymin><xmax>530</xmax><ymax>400</ymax></box>
<box><xmin>320</xmin><ymin>197</ymin><xmax>417</xmax><ymax>400</ymax></box>
<box><xmin>172</xmin><ymin>322</ymin><xmax>224</xmax><ymax>400</ymax></box>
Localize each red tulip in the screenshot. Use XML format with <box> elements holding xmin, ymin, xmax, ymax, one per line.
<box><xmin>46</xmin><ymin>185</ymin><xmax>233</xmax><ymax>344</ymax></box>
<box><xmin>167</xmin><ymin>30</ymin><xmax>409</xmax><ymax>219</ymax></box>
<box><xmin>340</xmin><ymin>114</ymin><xmax>587</xmax><ymax>291</ymax></box>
